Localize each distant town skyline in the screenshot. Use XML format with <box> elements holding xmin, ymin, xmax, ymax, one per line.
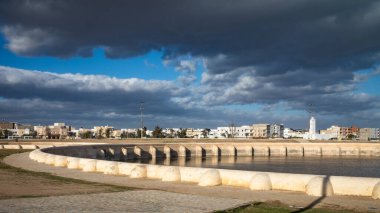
<box><xmin>1</xmin><ymin>1</ymin><xmax>380</xmax><ymax>129</ymax></box>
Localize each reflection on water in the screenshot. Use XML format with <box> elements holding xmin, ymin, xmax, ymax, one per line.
<box><xmin>124</xmin><ymin>156</ymin><xmax>380</xmax><ymax>178</ymax></box>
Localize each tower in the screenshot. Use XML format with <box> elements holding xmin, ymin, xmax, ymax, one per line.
<box><xmin>309</xmin><ymin>116</ymin><xmax>316</xmax><ymax>135</ymax></box>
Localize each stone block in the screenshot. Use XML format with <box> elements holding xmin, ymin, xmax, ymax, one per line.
<box><xmin>118</xmin><ymin>163</ymin><xmax>135</xmax><ymax>176</ymax></box>
<box><xmin>164</xmin><ymin>146</ymin><xmax>171</xmax><ymax>158</ymax></box>
<box><xmin>162</xmin><ymin>167</ymin><xmax>181</xmax><ymax>182</ymax></box>
<box><xmin>372</xmin><ymin>182</ymin><xmax>380</xmax><ymax>199</ymax></box>
<box><xmin>36</xmin><ymin>152</ymin><xmax>48</xmax><ymax>163</ymax></box>
<box><xmin>134</xmin><ymin>146</ymin><xmax>142</xmax><ymax>158</ymax></box>
<box><xmin>322</xmin><ymin>147</ymin><xmax>340</xmax><ymax>156</ymax></box>
<box><xmin>195</xmin><ymin>145</ymin><xmax>204</xmax><ymax>157</ymax></box>
<box><xmin>287</xmin><ymin>147</ymin><xmax>304</xmax><ymax>156</ymax></box>
<box><xmin>96</xmin><ymin>160</ymin><xmax>109</xmax><ymax>172</ymax></box>
<box><xmin>253</xmin><ymin>147</ymin><xmax>269</xmax><ymax>156</ymax></box>
<box><xmin>304</xmin><ymin>147</ymin><xmax>322</xmax><ymax>156</ymax></box>
<box><xmin>67</xmin><ymin>157</ymin><xmax>80</xmax><ymax>169</ymax></box>
<box><xmin>249</xmin><ymin>173</ymin><xmax>272</xmax><ymax>191</ymax></box>
<box><xmin>104</xmin><ymin>162</ymin><xmax>119</xmax><ymax>175</ymax></box>
<box><xmin>306</xmin><ymin>176</ymin><xmax>334</xmax><ymax>196</ymax></box>
<box><xmin>149</xmin><ymin>146</ymin><xmax>157</xmax><ymax>158</ymax></box>
<box><xmin>178</xmin><ymin>145</ymin><xmax>188</xmax><ymax>157</ymax></box>
<box><xmin>54</xmin><ymin>156</ymin><xmax>67</xmax><ymax>167</ymax></box>
<box><xmin>3</xmin><ymin>144</ymin><xmax>21</xmax><ymax>149</ymax></box>
<box><xmin>130</xmin><ymin>165</ymin><xmax>147</xmax><ymax>178</ymax></box>
<box><xmin>236</xmin><ymin>146</ymin><xmax>252</xmax><ymax>157</ymax></box>
<box><xmin>340</xmin><ymin>147</ymin><xmax>359</xmax><ymax>156</ymax></box>
<box><xmin>221</xmin><ymin>145</ymin><xmax>236</xmax><ymax>156</ymax></box>
<box><xmin>81</xmin><ymin>159</ymin><xmax>97</xmax><ymax>172</ymax></box>
<box><xmin>269</xmin><ymin>146</ymin><xmax>287</xmax><ymax>156</ymax></box>
<box><xmin>21</xmin><ymin>145</ymin><xmax>37</xmax><ymax>149</ymax></box>
<box><xmin>198</xmin><ymin>169</ymin><xmax>221</xmax><ymax>186</ymax></box>
<box><xmin>45</xmin><ymin>154</ymin><xmax>55</xmax><ymax>165</ymax></box>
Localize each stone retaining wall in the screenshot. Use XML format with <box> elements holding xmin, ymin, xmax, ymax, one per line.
<box><xmin>25</xmin><ymin>143</ymin><xmax>380</xmax><ymax>200</ymax></box>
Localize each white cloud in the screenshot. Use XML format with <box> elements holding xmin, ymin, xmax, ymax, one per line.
<box><xmin>2</xmin><ymin>26</ymin><xmax>58</xmax><ymax>55</ymax></box>
<box><xmin>0</xmin><ymin>66</ymin><xmax>176</xmax><ymax>93</ymax></box>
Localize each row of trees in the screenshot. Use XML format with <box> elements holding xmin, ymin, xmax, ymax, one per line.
<box><xmin>151</xmin><ymin>126</ymin><xmax>188</xmax><ymax>138</ymax></box>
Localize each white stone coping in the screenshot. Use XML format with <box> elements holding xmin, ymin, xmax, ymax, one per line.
<box><xmin>28</xmin><ymin>146</ymin><xmax>380</xmax><ymax>200</ymax></box>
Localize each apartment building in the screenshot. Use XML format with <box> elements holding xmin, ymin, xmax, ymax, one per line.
<box><xmin>93</xmin><ymin>126</ymin><xmax>114</xmax><ymax>139</ymax></box>
<box><xmin>269</xmin><ymin>124</ymin><xmax>284</xmax><ymax>138</ymax></box>
<box><xmin>359</xmin><ymin>128</ymin><xmax>380</xmax><ymax>140</ymax></box>
<box><xmin>251</xmin><ymin>124</ymin><xmax>270</xmax><ymax>138</ymax></box>
<box><xmin>320</xmin><ymin>125</ymin><xmax>340</xmax><ymax>139</ymax></box>
<box><xmin>235</xmin><ymin>125</ymin><xmax>251</xmax><ymax>138</ymax></box>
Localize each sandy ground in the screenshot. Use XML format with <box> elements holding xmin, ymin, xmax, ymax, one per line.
<box><xmin>0</xmin><ymin>171</ymin><xmax>125</xmax><ymax>199</ymax></box>
<box><xmin>0</xmin><ymin>150</ymin><xmax>128</xmax><ymax>199</ymax></box>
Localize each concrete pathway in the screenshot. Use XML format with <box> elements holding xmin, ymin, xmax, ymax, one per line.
<box><xmin>4</xmin><ymin>152</ymin><xmax>380</xmax><ymax>212</ymax></box>
<box><xmin>0</xmin><ymin>190</ymin><xmax>245</xmax><ymax>213</ymax></box>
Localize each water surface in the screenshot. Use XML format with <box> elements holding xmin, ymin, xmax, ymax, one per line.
<box><xmin>125</xmin><ymin>156</ymin><xmax>380</xmax><ymax>178</ymax></box>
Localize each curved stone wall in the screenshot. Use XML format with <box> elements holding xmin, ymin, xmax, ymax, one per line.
<box><xmin>28</xmin><ymin>142</ymin><xmax>380</xmax><ymax>199</ymax></box>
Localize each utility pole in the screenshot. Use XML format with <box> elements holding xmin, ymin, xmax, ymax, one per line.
<box><xmin>140</xmin><ymin>102</ymin><xmax>144</xmax><ymax>139</ymax></box>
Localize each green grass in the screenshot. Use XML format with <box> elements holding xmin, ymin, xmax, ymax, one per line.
<box><xmin>0</xmin><ymin>149</ymin><xmax>135</xmax><ymax>192</ymax></box>
<box><xmin>217</xmin><ymin>201</ymin><xmax>357</xmax><ymax>213</ymax></box>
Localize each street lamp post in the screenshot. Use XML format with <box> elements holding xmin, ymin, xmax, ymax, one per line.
<box><xmin>140</xmin><ymin>102</ymin><xmax>144</xmax><ymax>139</ymax></box>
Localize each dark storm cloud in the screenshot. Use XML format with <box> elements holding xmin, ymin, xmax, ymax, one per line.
<box><xmin>1</xmin><ymin>0</ymin><xmax>380</xmax><ymax>72</ymax></box>
<box><xmin>1</xmin><ymin>0</ymin><xmax>380</xmax><ymax>127</ymax></box>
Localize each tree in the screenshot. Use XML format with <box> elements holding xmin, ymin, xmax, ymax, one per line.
<box><xmin>221</xmin><ymin>133</ymin><xmax>226</xmax><ymax>138</ymax></box>
<box><xmin>96</xmin><ymin>129</ymin><xmax>103</xmax><ymax>139</ymax></box>
<box><xmin>68</xmin><ymin>131</ymin><xmax>76</xmax><ymax>139</ymax></box>
<box><xmin>245</xmin><ymin>133</ymin><xmax>250</xmax><ymax>138</ymax></box>
<box><xmin>178</xmin><ymin>128</ymin><xmax>187</xmax><ymax>138</ymax></box>
<box><xmin>347</xmin><ymin>134</ymin><xmax>355</xmax><ymax>140</ymax></box>
<box><xmin>137</xmin><ymin>126</ymin><xmax>147</xmax><ymax>138</ymax></box>
<box><xmin>3</xmin><ymin>129</ymin><xmax>11</xmax><ymax>138</ymax></box>
<box><xmin>168</xmin><ymin>128</ymin><xmax>175</xmax><ymax>138</ymax></box>
<box><xmin>228</xmin><ymin>122</ymin><xmax>237</xmax><ymax>138</ymax></box>
<box><xmin>128</xmin><ymin>132</ymin><xmax>136</xmax><ymax>138</ymax></box>
<box><xmin>152</xmin><ymin>125</ymin><xmax>163</xmax><ymax>138</ymax></box>
<box><xmin>0</xmin><ymin>130</ymin><xmax>3</xmax><ymax>139</ymax></box>
<box><xmin>202</xmin><ymin>128</ymin><xmax>210</xmax><ymax>138</ymax></box>
<box><xmin>80</xmin><ymin>131</ymin><xmax>92</xmax><ymax>139</ymax></box>
<box><xmin>105</xmin><ymin>128</ymin><xmax>111</xmax><ymax>138</ymax></box>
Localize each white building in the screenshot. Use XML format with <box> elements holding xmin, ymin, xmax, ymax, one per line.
<box><xmin>162</xmin><ymin>128</ymin><xmax>180</xmax><ymax>137</ymax></box>
<box><xmin>309</xmin><ymin>117</ymin><xmax>316</xmax><ymax>134</ymax></box>
<box><xmin>283</xmin><ymin>128</ymin><xmax>306</xmax><ymax>138</ymax></box>
<box><xmin>53</xmin><ymin>123</ymin><xmax>66</xmax><ymax>127</ymax></box>
<box><xmin>216</xmin><ymin>127</ymin><xmax>229</xmax><ymax>138</ymax></box>
<box><xmin>207</xmin><ymin>129</ymin><xmax>219</xmax><ymax>138</ymax></box>
<box><xmin>235</xmin><ymin>125</ymin><xmax>251</xmax><ymax>138</ymax></box>
<box><xmin>303</xmin><ymin>116</ymin><xmax>332</xmax><ymax>140</ymax></box>
<box><xmin>320</xmin><ymin>125</ymin><xmax>340</xmax><ymax>139</ymax></box>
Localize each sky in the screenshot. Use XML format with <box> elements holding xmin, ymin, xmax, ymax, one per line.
<box><xmin>0</xmin><ymin>0</ymin><xmax>380</xmax><ymax>130</ymax></box>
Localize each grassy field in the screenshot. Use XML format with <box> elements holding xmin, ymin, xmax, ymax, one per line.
<box><xmin>0</xmin><ymin>149</ymin><xmax>134</xmax><ymax>199</ymax></box>
<box><xmin>218</xmin><ymin>201</ymin><xmax>357</xmax><ymax>213</ymax></box>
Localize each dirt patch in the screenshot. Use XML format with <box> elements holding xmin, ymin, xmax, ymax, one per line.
<box><xmin>0</xmin><ymin>149</ymin><xmax>133</xmax><ymax>199</ymax></box>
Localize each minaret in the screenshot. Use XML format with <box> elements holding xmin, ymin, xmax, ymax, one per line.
<box><xmin>309</xmin><ymin>116</ymin><xmax>316</xmax><ymax>134</ymax></box>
